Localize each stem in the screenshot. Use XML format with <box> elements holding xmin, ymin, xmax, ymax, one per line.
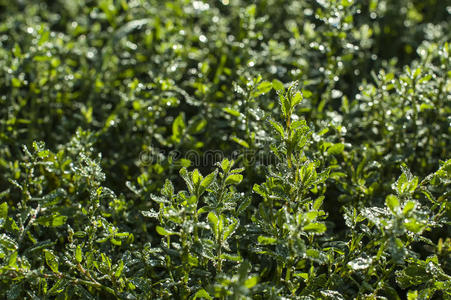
<box><xmin>286</xmin><ymin>109</ymin><xmax>293</xmax><ymax>169</ymax></box>
<box><xmin>18</xmin><ymin>204</ymin><xmax>40</xmax><ymax>246</ymax></box>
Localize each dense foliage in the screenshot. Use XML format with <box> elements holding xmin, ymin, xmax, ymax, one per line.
<box><xmin>0</xmin><ymin>0</ymin><xmax>450</xmax><ymax>299</ymax></box>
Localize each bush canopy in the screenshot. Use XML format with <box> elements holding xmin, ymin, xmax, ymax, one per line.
<box><xmin>0</xmin><ymin>0</ymin><xmax>450</xmax><ymax>299</ymax></box>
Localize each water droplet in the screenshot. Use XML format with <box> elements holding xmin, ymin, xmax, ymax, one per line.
<box><xmin>193</xmin><ymin>1</ymin><xmax>209</xmax><ymax>11</ymax></box>
<box><xmin>331</xmin><ymin>89</ymin><xmax>343</xmax><ymax>98</ymax></box>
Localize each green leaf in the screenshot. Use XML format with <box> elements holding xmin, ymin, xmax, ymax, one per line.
<box><xmin>188</xmin><ymin>117</ymin><xmax>207</xmax><ymax>134</ymax></box>
<box><xmin>180</xmin><ymin>168</ymin><xmax>194</xmax><ymax>194</ymax></box>
<box><xmin>155</xmin><ymin>226</ymin><xmax>177</xmax><ymax>236</ymax></box>
<box><xmin>75</xmin><ymin>245</ymin><xmax>82</xmax><ymax>263</ymax></box>
<box><xmin>255</xmin><ymin>81</ymin><xmax>272</xmax><ymax>96</ymax></box>
<box><xmin>272</xmin><ymin>79</ymin><xmax>284</xmax><ymax>92</ymax></box>
<box><xmin>258</xmin><ymin>236</ymin><xmax>277</xmax><ymax>245</ymax></box>
<box><xmin>403</xmin><ymin>201</ymin><xmax>416</xmax><ymax>215</ymax></box>
<box><xmin>292</xmin><ymin>91</ymin><xmax>303</xmax><ymax>107</ymax></box>
<box><xmin>220</xmin><ymin>159</ymin><xmax>231</xmax><ymax>172</ymax></box>
<box><xmin>407</xmin><ymin>290</ymin><xmax>418</xmax><ymax>300</ymax></box>
<box><xmin>347</xmin><ymin>257</ymin><xmax>372</xmax><ymax>271</ymax></box>
<box><xmin>47</xmin><ymin>279</ymin><xmax>66</xmax><ymax>295</ymax></box>
<box><xmin>36</xmin><ymin>215</ymin><xmax>67</xmax><ymax>227</ymax></box>
<box><xmin>223</xmin><ymin>107</ymin><xmax>241</xmax><ymax>117</ymax></box>
<box><xmin>0</xmin><ymin>234</ymin><xmax>18</xmax><ymax>250</ymax></box>
<box><xmin>115</xmin><ymin>260</ymin><xmax>124</xmax><ymax>278</ymax></box>
<box><xmin>244</xmin><ymin>276</ymin><xmax>259</xmax><ymax>289</ymax></box>
<box><xmin>320</xmin><ymin>290</ymin><xmax>345</xmax><ymax>300</ymax></box>
<box><xmin>313</xmin><ymin>196</ymin><xmax>324</xmax><ymax>210</ymax></box>
<box><xmin>44</xmin><ymin>249</ymin><xmax>59</xmax><ymax>273</ymax></box>
<box><xmin>396</xmin><ymin>265</ymin><xmax>429</xmax><ymax>289</ymax></box>
<box><xmin>279</xmin><ymin>93</ymin><xmax>290</xmax><ymax>118</ymax></box>
<box><xmin>237</xmin><ymin>197</ymin><xmax>252</xmax><ymax>215</ymax></box>
<box><xmin>172</xmin><ymin>113</ymin><xmax>185</xmax><ymax>142</ymax></box>
<box><xmin>199</xmin><ymin>170</ymin><xmax>217</xmax><ymax>196</ymax></box>
<box><xmin>220</xmin><ymin>253</ymin><xmax>242</xmax><ymax>262</ymax></box>
<box><xmin>301</xmin><ymin>89</ymin><xmax>313</xmax><ymax>98</ymax></box>
<box><xmin>8</xmin><ymin>251</ymin><xmax>18</xmax><ymax>267</ymax></box>
<box><xmin>208</xmin><ymin>211</ymin><xmax>219</xmax><ymax>238</ymax></box>
<box><xmin>230</xmin><ymin>167</ymin><xmax>245</xmax><ymax>174</ymax></box>
<box><xmin>223</xmin><ymin>218</ymin><xmax>239</xmax><ymax>240</ymax></box>
<box><xmin>341</xmin><ymin>96</ymin><xmax>350</xmax><ymax>113</ymax></box>
<box><xmin>327</xmin><ymin>143</ymin><xmax>345</xmax><ymax>155</ymax></box>
<box><xmin>413</xmin><ymin>67</ymin><xmax>421</xmax><ymax>79</ymax></box>
<box><xmin>396</xmin><ymin>173</ymin><xmax>408</xmax><ymax>195</ymax></box>
<box><xmin>231</xmin><ymin>137</ymin><xmax>249</xmax><ymax>148</ymax></box>
<box><xmin>192</xmin><ymin>169</ymin><xmax>202</xmax><ymax>187</ymax></box>
<box><xmin>300</xmin><ymin>162</ymin><xmax>317</xmax><ymax>187</ymax></box>
<box><xmin>193</xmin><ymin>289</ymin><xmax>212</xmax><ymax>300</ymax></box>
<box><xmin>225</xmin><ymin>174</ymin><xmax>243</xmax><ymax>185</ymax></box>
<box><xmin>303</xmin><ymin>223</ymin><xmax>326</xmax><ymax>234</ymax></box>
<box><xmin>0</xmin><ymin>202</ymin><xmax>7</xmax><ymax>219</ymax></box>
<box><xmin>269</xmin><ymin>119</ymin><xmax>284</xmax><ymax>138</ymax></box>
<box><xmin>294</xmin><ymin>273</ymin><xmax>309</xmax><ymax>280</ymax></box>
<box><xmin>188</xmin><ymin>254</ymin><xmax>199</xmax><ymax>266</ymax></box>
<box><xmin>11</xmin><ymin>77</ymin><xmax>21</xmax><ymax>87</ymax></box>
<box><xmin>161</xmin><ymin>179</ymin><xmax>174</xmax><ymax>198</ymax></box>
<box><xmin>404</xmin><ymin>219</ymin><xmax>426</xmax><ymax>233</ymax></box>
<box><xmin>385</xmin><ymin>72</ymin><xmax>395</xmax><ymax>82</ymax></box>
<box><xmin>386</xmin><ymin>195</ymin><xmax>400</xmax><ymax>214</ymax></box>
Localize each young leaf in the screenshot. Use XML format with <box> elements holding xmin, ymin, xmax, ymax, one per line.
<box><xmin>220</xmin><ymin>159</ymin><xmax>231</xmax><ymax>173</ymax></box>
<box><xmin>192</xmin><ymin>169</ymin><xmax>202</xmax><ymax>187</ymax></box>
<box><xmin>155</xmin><ymin>226</ymin><xmax>177</xmax><ymax>236</ymax></box>
<box><xmin>292</xmin><ymin>91</ymin><xmax>303</xmax><ymax>107</ymax></box>
<box><xmin>225</xmin><ymin>174</ymin><xmax>243</xmax><ymax>185</ymax></box>
<box><xmin>180</xmin><ymin>168</ymin><xmax>194</xmax><ymax>194</ymax></box>
<box><xmin>279</xmin><ymin>93</ymin><xmax>290</xmax><ymax>118</ymax></box>
<box><xmin>269</xmin><ymin>119</ymin><xmax>285</xmax><ymax>138</ymax></box>
<box><xmin>161</xmin><ymin>179</ymin><xmax>174</xmax><ymax>198</ymax></box>
<box><xmin>208</xmin><ymin>211</ymin><xmax>219</xmax><ymax>238</ymax></box>
<box><xmin>75</xmin><ymin>245</ymin><xmax>82</xmax><ymax>263</ymax></box>
<box><xmin>199</xmin><ymin>170</ymin><xmax>217</xmax><ymax>196</ymax></box>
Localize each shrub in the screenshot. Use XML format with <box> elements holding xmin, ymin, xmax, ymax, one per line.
<box><xmin>0</xmin><ymin>0</ymin><xmax>449</xmax><ymax>299</ymax></box>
